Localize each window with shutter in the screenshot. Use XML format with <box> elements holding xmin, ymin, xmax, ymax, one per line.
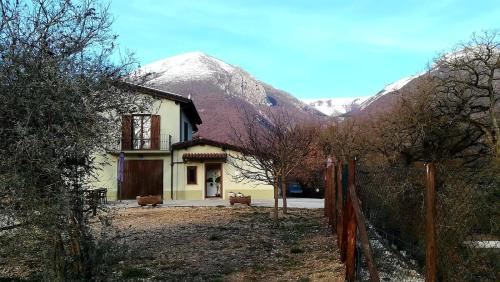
<box><xmin>122</xmin><ymin>114</ymin><xmax>161</xmax><ymax>150</ymax></box>
<box><xmin>121</xmin><ymin>115</ymin><xmax>132</xmax><ymax>150</ymax></box>
<box><xmin>151</xmin><ymin>115</ymin><xmax>160</xmax><ymax>149</ymax></box>
<box><xmin>131</xmin><ymin>115</ymin><xmax>154</xmax><ymax>149</ymax></box>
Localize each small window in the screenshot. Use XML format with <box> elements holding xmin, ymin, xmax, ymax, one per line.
<box><xmin>183</xmin><ymin>122</ymin><xmax>189</xmax><ymax>141</ymax></box>
<box><xmin>187</xmin><ymin>166</ymin><xmax>197</xmax><ymax>184</ymax></box>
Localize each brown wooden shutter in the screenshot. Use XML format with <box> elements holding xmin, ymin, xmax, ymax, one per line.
<box><xmin>151</xmin><ymin>115</ymin><xmax>160</xmax><ymax>150</ymax></box>
<box><xmin>121</xmin><ymin>115</ymin><xmax>132</xmax><ymax>150</ymax></box>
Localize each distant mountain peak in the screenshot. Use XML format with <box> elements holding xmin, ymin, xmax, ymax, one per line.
<box><xmin>138</xmin><ymin>52</ymin><xmax>238</xmax><ymax>83</ymax></box>
<box><xmin>303</xmin><ymin>97</ymin><xmax>370</xmax><ymax>116</ymax></box>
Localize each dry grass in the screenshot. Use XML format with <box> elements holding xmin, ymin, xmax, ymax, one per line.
<box><xmin>0</xmin><ymin>206</ymin><xmax>344</xmax><ymax>281</ymax></box>
<box><xmin>108</xmin><ymin>206</ymin><xmax>344</xmax><ymax>281</ymax></box>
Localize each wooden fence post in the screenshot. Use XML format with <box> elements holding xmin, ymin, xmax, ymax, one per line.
<box><xmin>331</xmin><ymin>159</ymin><xmax>337</xmax><ymax>230</ymax></box>
<box><xmin>324</xmin><ymin>158</ymin><xmax>331</xmax><ymax>217</ymax></box>
<box><xmin>336</xmin><ymin>160</ymin><xmax>345</xmax><ymax>258</ymax></box>
<box><xmin>324</xmin><ymin>160</ymin><xmax>328</xmax><ymax>217</ymax></box>
<box><xmin>425</xmin><ymin>163</ymin><xmax>437</xmax><ymax>282</ymax></box>
<box><xmin>349</xmin><ymin>184</ymin><xmax>380</xmax><ymax>282</ymax></box>
<box><xmin>345</xmin><ymin>159</ymin><xmax>357</xmax><ymax>281</ymax></box>
<box><xmin>326</xmin><ymin>158</ymin><xmax>334</xmax><ymax>226</ymax></box>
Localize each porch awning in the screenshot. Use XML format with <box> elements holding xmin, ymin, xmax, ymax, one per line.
<box><xmin>182</xmin><ymin>152</ymin><xmax>227</xmax><ymax>162</ymax></box>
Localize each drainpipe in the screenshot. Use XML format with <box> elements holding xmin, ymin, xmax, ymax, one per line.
<box><xmin>169</xmin><ymin>135</ymin><xmax>174</xmax><ymax>200</ymax></box>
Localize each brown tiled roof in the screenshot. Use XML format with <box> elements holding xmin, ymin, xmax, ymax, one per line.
<box><xmin>182</xmin><ymin>152</ymin><xmax>228</xmax><ymax>162</ymax></box>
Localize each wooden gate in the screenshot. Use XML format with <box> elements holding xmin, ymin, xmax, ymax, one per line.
<box><xmin>121</xmin><ymin>160</ymin><xmax>163</xmax><ymax>199</ymax></box>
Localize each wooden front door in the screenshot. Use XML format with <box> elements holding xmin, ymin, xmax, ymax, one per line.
<box><xmin>120</xmin><ymin>160</ymin><xmax>163</xmax><ymax>199</ymax></box>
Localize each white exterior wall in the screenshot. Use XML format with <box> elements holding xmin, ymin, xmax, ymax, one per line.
<box><xmin>172</xmin><ymin>145</ymin><xmax>274</xmax><ymax>200</ymax></box>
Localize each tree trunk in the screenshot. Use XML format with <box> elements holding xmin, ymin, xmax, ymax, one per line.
<box><xmin>281</xmin><ymin>175</ymin><xmax>287</xmax><ymax>214</ymax></box>
<box><xmin>69</xmin><ymin>216</ymin><xmax>84</xmax><ymax>275</ymax></box>
<box><xmin>52</xmin><ymin>232</ymin><xmax>66</xmax><ymax>282</ymax></box>
<box><xmin>489</xmin><ymin>108</ymin><xmax>499</xmax><ymax>158</ymax></box>
<box><xmin>273</xmin><ymin>177</ymin><xmax>279</xmax><ymax>220</ymax></box>
<box><xmin>487</xmin><ymin>79</ymin><xmax>499</xmax><ymax>158</ymax></box>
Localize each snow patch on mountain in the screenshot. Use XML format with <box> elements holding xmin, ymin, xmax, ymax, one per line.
<box><xmin>136</xmin><ymin>52</ymin><xmax>280</xmax><ymax>107</ymax></box>
<box><xmin>306</xmin><ymin>73</ymin><xmax>423</xmax><ymax>116</ymax></box>
<box><xmin>303</xmin><ymin>97</ymin><xmax>370</xmax><ymax>116</ymax></box>
<box><xmin>360</xmin><ymin>73</ymin><xmax>423</xmax><ymax>110</ymax></box>
<box><xmin>138</xmin><ymin>51</ymin><xmax>236</xmax><ymax>82</ymax></box>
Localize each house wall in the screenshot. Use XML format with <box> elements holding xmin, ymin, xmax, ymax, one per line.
<box><xmin>92</xmin><ymin>94</ymin><xmax>180</xmax><ymax>200</ymax></box>
<box><xmin>173</xmin><ymin>145</ymin><xmax>274</xmax><ymax>200</ymax></box>
<box><xmin>92</xmin><ymin>143</ymin><xmax>274</xmax><ymax>201</ymax></box>
<box><xmin>153</xmin><ymin>98</ymin><xmax>181</xmax><ymax>143</ymax></box>
<box><xmin>91</xmin><ymin>153</ymin><xmax>118</xmax><ymax>199</ymax></box>
<box><xmin>91</xmin><ymin>153</ymin><xmax>172</xmax><ymax>201</ymax></box>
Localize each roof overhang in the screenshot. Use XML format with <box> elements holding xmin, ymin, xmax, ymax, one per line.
<box><xmin>115</xmin><ymin>81</ymin><xmax>203</xmax><ymax>128</ymax></box>
<box><xmin>182</xmin><ymin>152</ymin><xmax>227</xmax><ymax>162</ymax></box>
<box><xmin>171</xmin><ymin>138</ymin><xmax>243</xmax><ymax>152</ymax></box>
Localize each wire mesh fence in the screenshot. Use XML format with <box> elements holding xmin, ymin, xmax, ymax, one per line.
<box><xmin>356</xmin><ymin>164</ymin><xmax>427</xmax><ymax>281</ymax></box>
<box><xmin>324</xmin><ymin>159</ymin><xmax>499</xmax><ymax>282</ymax></box>
<box><xmin>356</xmin><ymin>162</ymin><xmax>499</xmax><ymax>281</ymax></box>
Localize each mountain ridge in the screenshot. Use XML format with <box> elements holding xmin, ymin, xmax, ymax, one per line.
<box><xmin>135</xmin><ymin>52</ymin><xmax>423</xmax><ymax>133</ymax></box>
<box><xmin>304</xmin><ymin>73</ymin><xmax>423</xmax><ymax>116</ymax></box>
<box><xmin>136</xmin><ymin>52</ymin><xmax>325</xmax><ymax>142</ymax></box>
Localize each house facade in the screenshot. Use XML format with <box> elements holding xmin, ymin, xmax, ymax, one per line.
<box><xmin>92</xmin><ymin>83</ymin><xmax>273</xmax><ymax>201</ymax></box>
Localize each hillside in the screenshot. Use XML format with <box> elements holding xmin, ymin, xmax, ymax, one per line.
<box><xmin>136</xmin><ymin>52</ymin><xmax>325</xmax><ymax>142</ymax></box>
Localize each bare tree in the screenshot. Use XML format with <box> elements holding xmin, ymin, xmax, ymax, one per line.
<box><xmin>342</xmin><ymin>98</ymin><xmax>362</xmax><ymax>113</ymax></box>
<box><xmin>290</xmin><ymin>124</ymin><xmax>326</xmax><ymax>194</ymax></box>
<box><xmin>230</xmin><ymin>108</ymin><xmax>314</xmax><ymax>218</ymax></box>
<box><xmin>337</xmin><ymin>75</ymin><xmax>489</xmax><ymax>166</ymax></box>
<box><xmin>434</xmin><ymin>30</ymin><xmax>500</xmax><ymax>158</ymax></box>
<box><xmin>320</xmin><ymin>116</ymin><xmax>365</xmax><ymax>163</ymax></box>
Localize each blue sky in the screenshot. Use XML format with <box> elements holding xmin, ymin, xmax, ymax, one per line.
<box><xmin>109</xmin><ymin>0</ymin><xmax>500</xmax><ymax>99</ymax></box>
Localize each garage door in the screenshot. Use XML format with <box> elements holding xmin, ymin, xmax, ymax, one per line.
<box><xmin>120</xmin><ymin>160</ymin><xmax>163</xmax><ymax>200</ymax></box>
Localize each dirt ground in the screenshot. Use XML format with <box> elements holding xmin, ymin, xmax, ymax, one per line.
<box><xmin>108</xmin><ymin>206</ymin><xmax>344</xmax><ymax>282</ymax></box>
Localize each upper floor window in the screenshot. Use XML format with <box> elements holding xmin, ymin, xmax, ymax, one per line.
<box><xmin>133</xmin><ymin>115</ymin><xmax>151</xmax><ymax>149</ymax></box>
<box><xmin>121</xmin><ymin>114</ymin><xmax>160</xmax><ymax>150</ymax></box>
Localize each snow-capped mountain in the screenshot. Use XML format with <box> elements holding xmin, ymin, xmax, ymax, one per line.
<box><xmin>138</xmin><ymin>52</ymin><xmax>270</xmax><ymax>107</ymax></box>
<box><xmin>303</xmin><ymin>97</ymin><xmax>370</xmax><ymax>116</ymax></box>
<box><xmin>303</xmin><ymin>73</ymin><xmax>423</xmax><ymax>117</ymax></box>
<box><xmin>135</xmin><ymin>52</ymin><xmax>325</xmax><ymax>142</ymax></box>
<box><xmin>359</xmin><ymin>73</ymin><xmax>423</xmax><ymax>110</ymax></box>
<box><xmin>140</xmin><ymin>52</ymin><xmax>236</xmax><ymax>81</ymax></box>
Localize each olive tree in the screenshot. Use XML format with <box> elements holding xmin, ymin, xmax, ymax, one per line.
<box><xmin>0</xmin><ymin>0</ymin><xmax>148</xmax><ymax>280</ymax></box>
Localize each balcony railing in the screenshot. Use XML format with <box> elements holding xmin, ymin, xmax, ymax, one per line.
<box><xmin>115</xmin><ymin>134</ymin><xmax>172</xmax><ymax>151</ymax></box>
